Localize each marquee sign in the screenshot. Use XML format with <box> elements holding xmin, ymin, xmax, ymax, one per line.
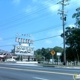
<box><xmin>15</xmin><ymin>37</ymin><xmax>34</xmax><ymax>44</ymax></box>
<box><xmin>15</xmin><ymin>45</ymin><xmax>34</xmax><ymax>55</ymax></box>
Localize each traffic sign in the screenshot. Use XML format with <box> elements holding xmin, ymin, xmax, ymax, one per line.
<box><xmin>51</xmin><ymin>50</ymin><xmax>55</xmax><ymax>56</ymax></box>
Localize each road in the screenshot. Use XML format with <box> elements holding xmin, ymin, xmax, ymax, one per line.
<box><xmin>0</xmin><ymin>63</ymin><xmax>80</xmax><ymax>80</ymax></box>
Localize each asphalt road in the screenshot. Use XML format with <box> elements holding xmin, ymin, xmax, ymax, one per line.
<box><xmin>0</xmin><ymin>63</ymin><xmax>79</xmax><ymax>80</ymax></box>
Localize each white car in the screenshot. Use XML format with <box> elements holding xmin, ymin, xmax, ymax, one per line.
<box><xmin>5</xmin><ymin>58</ymin><xmax>16</xmax><ymax>63</ymax></box>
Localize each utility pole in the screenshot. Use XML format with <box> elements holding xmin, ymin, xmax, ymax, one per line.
<box><xmin>57</xmin><ymin>0</ymin><xmax>69</xmax><ymax>65</ymax></box>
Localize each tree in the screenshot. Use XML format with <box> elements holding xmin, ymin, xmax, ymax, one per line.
<box><xmin>53</xmin><ymin>46</ymin><xmax>63</xmax><ymax>53</ymax></box>
<box><xmin>61</xmin><ymin>27</ymin><xmax>80</xmax><ymax>61</ymax></box>
<box><xmin>35</xmin><ymin>48</ymin><xmax>51</xmax><ymax>61</ymax></box>
<box><xmin>44</xmin><ymin>48</ymin><xmax>52</xmax><ymax>61</ymax></box>
<box><xmin>11</xmin><ymin>49</ymin><xmax>15</xmax><ymax>53</ymax></box>
<box><xmin>35</xmin><ymin>54</ymin><xmax>42</xmax><ymax>62</ymax></box>
<box><xmin>41</xmin><ymin>48</ymin><xmax>46</xmax><ymax>57</ymax></box>
<box><xmin>66</xmin><ymin>47</ymin><xmax>75</xmax><ymax>61</ymax></box>
<box><xmin>53</xmin><ymin>46</ymin><xmax>63</xmax><ymax>59</ymax></box>
<box><xmin>34</xmin><ymin>47</ymin><xmax>63</xmax><ymax>62</ymax></box>
<box><xmin>34</xmin><ymin>49</ymin><xmax>43</xmax><ymax>62</ymax></box>
<box><xmin>72</xmin><ymin>7</ymin><xmax>80</xmax><ymax>27</ymax></box>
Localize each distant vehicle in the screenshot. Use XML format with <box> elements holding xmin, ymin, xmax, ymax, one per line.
<box><xmin>54</xmin><ymin>59</ymin><xmax>61</xmax><ymax>62</ymax></box>
<box><xmin>5</xmin><ymin>58</ymin><xmax>16</xmax><ymax>63</ymax></box>
<box><xmin>50</xmin><ymin>59</ymin><xmax>61</xmax><ymax>62</ymax></box>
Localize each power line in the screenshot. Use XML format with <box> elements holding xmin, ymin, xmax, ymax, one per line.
<box><xmin>0</xmin><ymin>1</ymin><xmax>59</xmax><ymax>32</ymax></box>
<box><xmin>0</xmin><ymin>0</ymin><xmax>55</xmax><ymax>27</ymax></box>
<box><xmin>0</xmin><ymin>13</ymin><xmax>54</xmax><ymax>32</ymax></box>
<box><xmin>0</xmin><ymin>44</ymin><xmax>16</xmax><ymax>47</ymax></box>
<box><xmin>34</xmin><ymin>35</ymin><xmax>60</xmax><ymax>42</ymax></box>
<box><xmin>3</xmin><ymin>37</ymin><xmax>15</xmax><ymax>41</ymax></box>
<box><xmin>0</xmin><ymin>7</ymin><xmax>47</xmax><ymax>27</ymax></box>
<box><xmin>28</xmin><ymin>25</ymin><xmax>61</xmax><ymax>34</ymax></box>
<box><xmin>2</xmin><ymin>25</ymin><xmax>61</xmax><ymax>41</ymax></box>
<box><xmin>0</xmin><ymin>35</ymin><xmax>60</xmax><ymax>47</ymax></box>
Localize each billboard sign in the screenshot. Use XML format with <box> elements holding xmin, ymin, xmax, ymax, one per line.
<box><xmin>15</xmin><ymin>37</ymin><xmax>34</xmax><ymax>44</ymax></box>
<box><xmin>15</xmin><ymin>45</ymin><xmax>34</xmax><ymax>55</ymax></box>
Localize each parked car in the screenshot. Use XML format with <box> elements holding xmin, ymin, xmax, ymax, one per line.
<box><xmin>5</xmin><ymin>58</ymin><xmax>16</xmax><ymax>63</ymax></box>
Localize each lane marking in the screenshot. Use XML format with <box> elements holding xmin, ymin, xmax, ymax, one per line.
<box><xmin>33</xmin><ymin>77</ymin><xmax>49</xmax><ymax>80</ymax></box>
<box><xmin>0</xmin><ymin>67</ymin><xmax>73</xmax><ymax>76</ymax></box>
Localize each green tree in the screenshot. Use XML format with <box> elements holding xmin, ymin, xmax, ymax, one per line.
<box><xmin>66</xmin><ymin>47</ymin><xmax>75</xmax><ymax>61</ymax></box>
<box><xmin>53</xmin><ymin>46</ymin><xmax>63</xmax><ymax>53</ymax></box>
<box><xmin>53</xmin><ymin>46</ymin><xmax>63</xmax><ymax>59</ymax></box>
<box><xmin>11</xmin><ymin>49</ymin><xmax>15</xmax><ymax>53</ymax></box>
<box><xmin>34</xmin><ymin>49</ymin><xmax>43</xmax><ymax>61</ymax></box>
<box><xmin>35</xmin><ymin>54</ymin><xmax>42</xmax><ymax>61</ymax></box>
<box><xmin>41</xmin><ymin>48</ymin><xmax>46</xmax><ymax>57</ymax></box>
<box><xmin>34</xmin><ymin>47</ymin><xmax>63</xmax><ymax>62</ymax></box>
<box><xmin>72</xmin><ymin>7</ymin><xmax>80</xmax><ymax>27</ymax></box>
<box><xmin>44</xmin><ymin>48</ymin><xmax>51</xmax><ymax>61</ymax></box>
<box><xmin>41</xmin><ymin>48</ymin><xmax>51</xmax><ymax>61</ymax></box>
<box><xmin>61</xmin><ymin>27</ymin><xmax>80</xmax><ymax>61</ymax></box>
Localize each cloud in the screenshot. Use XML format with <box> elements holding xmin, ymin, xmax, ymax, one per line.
<box><xmin>0</xmin><ymin>38</ymin><xmax>2</xmax><ymax>41</ymax></box>
<box><xmin>32</xmin><ymin>0</ymin><xmax>80</xmax><ymax>14</ymax></box>
<box><xmin>45</xmin><ymin>29</ymin><xmax>62</xmax><ymax>45</ymax></box>
<box><xmin>25</xmin><ymin>5</ymin><xmax>37</xmax><ymax>13</ymax></box>
<box><xmin>70</xmin><ymin>0</ymin><xmax>80</xmax><ymax>6</ymax></box>
<box><xmin>48</xmin><ymin>29</ymin><xmax>63</xmax><ymax>36</ymax></box>
<box><xmin>32</xmin><ymin>0</ymin><xmax>37</xmax><ymax>2</ymax></box>
<box><xmin>49</xmin><ymin>4</ymin><xmax>60</xmax><ymax>12</ymax></box>
<box><xmin>13</xmin><ymin>0</ymin><xmax>20</xmax><ymax>5</ymax></box>
<box><xmin>7</xmin><ymin>42</ymin><xmax>13</xmax><ymax>45</ymax></box>
<box><xmin>32</xmin><ymin>0</ymin><xmax>60</xmax><ymax>13</ymax></box>
<box><xmin>45</xmin><ymin>40</ymin><xmax>52</xmax><ymax>44</ymax></box>
<box><xmin>25</xmin><ymin>5</ymin><xmax>38</xmax><ymax>18</ymax></box>
<box><xmin>45</xmin><ymin>3</ymin><xmax>60</xmax><ymax>13</ymax></box>
<box><xmin>65</xmin><ymin>0</ymin><xmax>80</xmax><ymax>10</ymax></box>
<box><xmin>68</xmin><ymin>24</ymin><xmax>78</xmax><ymax>28</ymax></box>
<box><xmin>42</xmin><ymin>0</ymin><xmax>60</xmax><ymax>13</ymax></box>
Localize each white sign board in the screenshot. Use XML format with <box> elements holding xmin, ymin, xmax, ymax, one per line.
<box><xmin>21</xmin><ymin>43</ymin><xmax>29</xmax><ymax>46</ymax></box>
<box><xmin>57</xmin><ymin>52</ymin><xmax>61</xmax><ymax>56</ymax></box>
<box><xmin>15</xmin><ymin>45</ymin><xmax>34</xmax><ymax>55</ymax></box>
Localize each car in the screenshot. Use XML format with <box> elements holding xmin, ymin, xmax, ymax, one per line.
<box><xmin>5</xmin><ymin>58</ymin><xmax>16</xmax><ymax>63</ymax></box>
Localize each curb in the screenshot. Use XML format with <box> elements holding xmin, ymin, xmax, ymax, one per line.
<box><xmin>40</xmin><ymin>64</ymin><xmax>80</xmax><ymax>69</ymax></box>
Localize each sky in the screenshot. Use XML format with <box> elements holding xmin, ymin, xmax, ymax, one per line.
<box><xmin>0</xmin><ymin>0</ymin><xmax>80</xmax><ymax>52</ymax></box>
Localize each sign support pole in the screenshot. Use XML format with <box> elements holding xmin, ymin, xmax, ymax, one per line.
<box><xmin>51</xmin><ymin>50</ymin><xmax>55</xmax><ymax>64</ymax></box>
<box><xmin>52</xmin><ymin>55</ymin><xmax>54</xmax><ymax>64</ymax></box>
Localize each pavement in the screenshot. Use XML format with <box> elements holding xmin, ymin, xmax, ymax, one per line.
<box><xmin>0</xmin><ymin>65</ymin><xmax>74</xmax><ymax>80</ymax></box>
<box><xmin>55</xmin><ymin>65</ymin><xmax>80</xmax><ymax>69</ymax></box>
<box><xmin>39</xmin><ymin>63</ymin><xmax>80</xmax><ymax>69</ymax></box>
<box><xmin>1</xmin><ymin>61</ymin><xmax>80</xmax><ymax>69</ymax></box>
<box><xmin>0</xmin><ymin>61</ymin><xmax>80</xmax><ymax>80</ymax></box>
<box><xmin>16</xmin><ymin>61</ymin><xmax>38</xmax><ymax>64</ymax></box>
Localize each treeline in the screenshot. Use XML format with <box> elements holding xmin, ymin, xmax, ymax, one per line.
<box><xmin>34</xmin><ymin>46</ymin><xmax>63</xmax><ymax>62</ymax></box>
